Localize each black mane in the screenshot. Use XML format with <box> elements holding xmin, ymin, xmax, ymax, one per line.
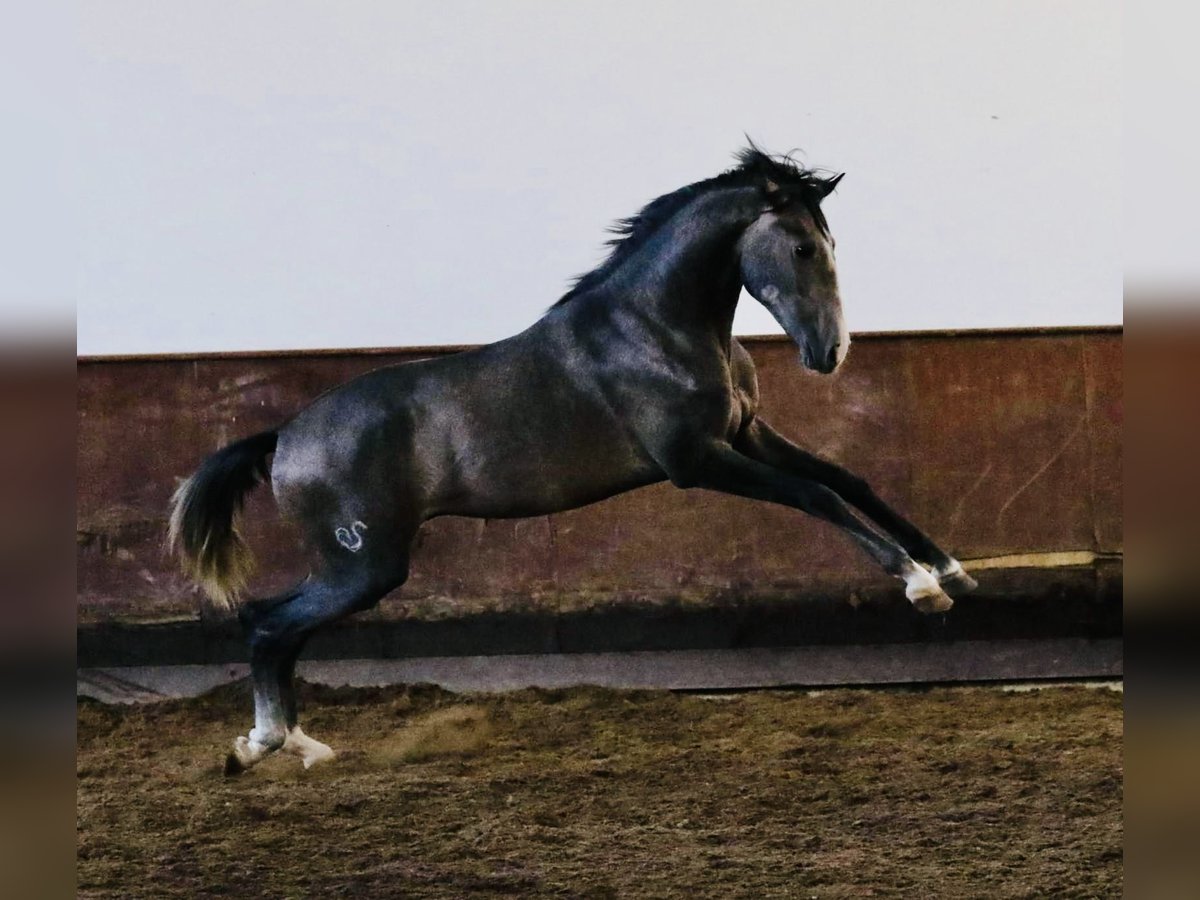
<box><xmin>555</xmin><ymin>143</ymin><xmax>841</xmax><ymax>306</ymax></box>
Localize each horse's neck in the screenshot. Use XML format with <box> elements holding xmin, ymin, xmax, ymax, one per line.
<box><xmin>607</xmin><ymin>187</ymin><xmax>758</xmax><ymax>341</ymax></box>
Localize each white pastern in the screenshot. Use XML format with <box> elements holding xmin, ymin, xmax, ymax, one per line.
<box><xmin>900</xmin><ymin>561</ymin><xmax>954</xmax><ymax>613</ymax></box>
<box><xmin>283</xmin><ymin>726</ymin><xmax>336</xmax><ymax>769</ymax></box>
<box><xmin>231</xmin><ymin>735</ymin><xmax>275</xmax><ymax>770</ymax></box>
<box><xmin>935</xmin><ymin>558</ymin><xmax>963</xmax><ymax>580</ymax></box>
<box><xmin>934</xmin><ymin>557</ymin><xmax>978</xmax><ymax>595</ymax></box>
<box><xmin>901</xmin><ymin>562</ymin><xmax>940</xmax><ymax>601</ymax></box>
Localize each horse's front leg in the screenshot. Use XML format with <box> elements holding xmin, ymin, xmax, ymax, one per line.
<box><xmin>735</xmin><ymin>419</ymin><xmax>977</xmax><ymax>595</ymax></box>
<box><xmin>663</xmin><ymin>440</ymin><xmax>954</xmax><ymax>613</ymax></box>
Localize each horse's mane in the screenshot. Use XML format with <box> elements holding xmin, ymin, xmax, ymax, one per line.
<box><xmin>554</xmin><ymin>142</ymin><xmax>841</xmax><ymax>307</ymax></box>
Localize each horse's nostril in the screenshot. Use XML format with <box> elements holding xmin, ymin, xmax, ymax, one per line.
<box><xmin>825</xmin><ymin>344</ymin><xmax>840</xmax><ymax>371</ymax></box>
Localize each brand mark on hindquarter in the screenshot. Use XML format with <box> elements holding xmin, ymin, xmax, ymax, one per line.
<box><xmin>335</xmin><ymin>521</ymin><xmax>367</xmax><ymax>552</ymax></box>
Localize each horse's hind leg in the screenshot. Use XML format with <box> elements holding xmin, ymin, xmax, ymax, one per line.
<box><xmin>221</xmin><ymin>587</ymin><xmax>299</xmax><ymax>773</ymax></box>
<box><xmin>273</xmin><ymin>644</ymin><xmax>339</xmax><ymax>769</ymax></box>
<box><xmin>229</xmin><ymin>641</ymin><xmax>332</xmax><ymax>771</ymax></box>
<box><xmin>226</xmin><ymin>554</ymin><xmax>410</xmax><ymax>774</ymax></box>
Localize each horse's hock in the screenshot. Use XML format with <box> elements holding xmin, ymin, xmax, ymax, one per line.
<box><xmin>77</xmin><ymin>327</ymin><xmax>1122</xmax><ymax>680</ymax></box>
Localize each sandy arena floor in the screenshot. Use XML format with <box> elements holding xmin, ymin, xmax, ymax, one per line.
<box><xmin>77</xmin><ymin>681</ymin><xmax>1122</xmax><ymax>898</ymax></box>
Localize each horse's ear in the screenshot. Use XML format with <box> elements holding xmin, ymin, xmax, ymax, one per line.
<box><xmin>818</xmin><ymin>173</ymin><xmax>845</xmax><ymax>199</ymax></box>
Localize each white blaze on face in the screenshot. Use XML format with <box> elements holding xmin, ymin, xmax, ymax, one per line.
<box><xmin>835</xmin><ymin>306</ymin><xmax>851</xmax><ymax>367</ymax></box>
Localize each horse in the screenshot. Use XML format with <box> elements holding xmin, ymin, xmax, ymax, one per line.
<box><xmin>169</xmin><ymin>144</ymin><xmax>977</xmax><ymax>774</ymax></box>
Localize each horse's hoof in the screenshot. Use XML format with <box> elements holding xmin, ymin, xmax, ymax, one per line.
<box><xmin>301</xmin><ymin>745</ymin><xmax>336</xmax><ymax>770</ymax></box>
<box><xmin>904</xmin><ymin>564</ymin><xmax>953</xmax><ymax>613</ymax></box>
<box><xmin>912</xmin><ymin>588</ymin><xmax>954</xmax><ymax>614</ymax></box>
<box><xmin>227</xmin><ymin>734</ymin><xmax>274</xmax><ymax>774</ymax></box>
<box><xmin>283</xmin><ymin>726</ymin><xmax>336</xmax><ymax>769</ymax></box>
<box><xmin>224</xmin><ymin>752</ymin><xmax>246</xmax><ymax>777</ymax></box>
<box><xmin>939</xmin><ymin>570</ymin><xmax>978</xmax><ymax>595</ymax></box>
<box><xmin>935</xmin><ymin>559</ymin><xmax>978</xmax><ymax>596</ymax></box>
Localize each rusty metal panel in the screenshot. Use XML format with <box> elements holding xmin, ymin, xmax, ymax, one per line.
<box><xmin>751</xmin><ymin>337</ymin><xmax>919</xmax><ymax>583</ymax></box>
<box><xmin>905</xmin><ymin>333</ymin><xmax>1097</xmax><ymax>558</ymax></box>
<box><xmin>77</xmin><ymin>329</ymin><xmax>1122</xmax><ymax>625</ymax></box>
<box><xmin>1084</xmin><ymin>335</ymin><xmax>1123</xmax><ymax>554</ymax></box>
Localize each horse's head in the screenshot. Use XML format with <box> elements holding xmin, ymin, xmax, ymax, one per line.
<box><xmin>738</xmin><ymin>173</ymin><xmax>847</xmax><ymax>374</ymax></box>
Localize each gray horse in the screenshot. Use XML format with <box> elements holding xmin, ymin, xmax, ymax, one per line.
<box><xmin>170</xmin><ymin>145</ymin><xmax>976</xmax><ymax>773</ymax></box>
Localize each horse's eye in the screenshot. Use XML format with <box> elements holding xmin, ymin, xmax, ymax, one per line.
<box><xmin>793</xmin><ymin>244</ymin><xmax>814</xmax><ymax>259</ymax></box>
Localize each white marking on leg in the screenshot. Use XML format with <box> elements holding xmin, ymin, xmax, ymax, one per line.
<box><xmin>231</xmin><ymin>718</ymin><xmax>293</xmax><ymax>772</ymax></box>
<box><xmin>900</xmin><ymin>561</ymin><xmax>940</xmax><ymax>601</ymax></box>
<box><xmin>934</xmin><ymin>556</ymin><xmax>978</xmax><ymax>595</ymax></box>
<box><xmin>251</xmin><ymin>690</ymin><xmax>287</xmax><ymax>749</ymax></box>
<box><xmin>335</xmin><ymin>520</ymin><xmax>367</xmax><ymax>552</ymax></box>
<box><xmin>232</xmin><ymin>691</ymin><xmax>287</xmax><ymax>772</ymax></box>
<box><xmin>231</xmin><ymin>735</ymin><xmax>274</xmax><ymax>769</ymax></box>
<box><xmin>934</xmin><ymin>558</ymin><xmax>964</xmax><ymax>581</ymax></box>
<box><xmin>899</xmin><ymin>560</ymin><xmax>954</xmax><ymax>612</ymax></box>
<box><xmin>283</xmin><ymin>726</ymin><xmax>336</xmax><ymax>769</ymax></box>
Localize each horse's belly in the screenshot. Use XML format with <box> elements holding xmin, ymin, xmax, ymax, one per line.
<box><xmin>432</xmin><ymin>427</ymin><xmax>662</xmax><ymax>519</ymax></box>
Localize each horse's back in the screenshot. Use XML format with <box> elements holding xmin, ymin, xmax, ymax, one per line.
<box><xmin>269</xmin><ymin>332</ymin><xmax>662</xmax><ymax>525</ymax></box>
<box><xmin>404</xmin><ymin>333</ymin><xmax>663</xmax><ymax>517</ymax></box>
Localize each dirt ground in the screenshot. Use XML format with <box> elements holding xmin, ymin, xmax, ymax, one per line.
<box><xmin>77</xmin><ymin>681</ymin><xmax>1122</xmax><ymax>898</ymax></box>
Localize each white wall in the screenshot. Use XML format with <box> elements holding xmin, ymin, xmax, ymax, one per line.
<box><xmin>75</xmin><ymin>0</ymin><xmax>1121</xmax><ymax>355</ymax></box>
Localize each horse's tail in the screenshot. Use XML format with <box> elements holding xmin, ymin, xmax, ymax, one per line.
<box><xmin>168</xmin><ymin>430</ymin><xmax>278</xmax><ymax>611</ymax></box>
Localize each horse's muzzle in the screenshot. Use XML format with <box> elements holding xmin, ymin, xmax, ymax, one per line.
<box><xmin>800</xmin><ymin>340</ymin><xmax>841</xmax><ymax>375</ymax></box>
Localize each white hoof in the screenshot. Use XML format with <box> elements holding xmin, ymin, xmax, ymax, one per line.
<box><xmin>911</xmin><ymin>588</ymin><xmax>954</xmax><ymax>614</ymax></box>
<box><xmin>903</xmin><ymin>564</ymin><xmax>955</xmax><ymax>614</ymax></box>
<box><xmin>225</xmin><ymin>735</ymin><xmax>275</xmax><ymax>775</ymax></box>
<box><xmin>283</xmin><ymin>726</ymin><xmax>336</xmax><ymax>769</ymax></box>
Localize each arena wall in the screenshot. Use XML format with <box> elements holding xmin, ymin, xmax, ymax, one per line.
<box><xmin>77</xmin><ymin>328</ymin><xmax>1121</xmax><ymax>667</ymax></box>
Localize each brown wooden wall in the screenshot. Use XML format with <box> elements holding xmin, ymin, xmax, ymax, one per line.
<box><xmin>77</xmin><ymin>328</ymin><xmax>1122</xmax><ymax>628</ymax></box>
